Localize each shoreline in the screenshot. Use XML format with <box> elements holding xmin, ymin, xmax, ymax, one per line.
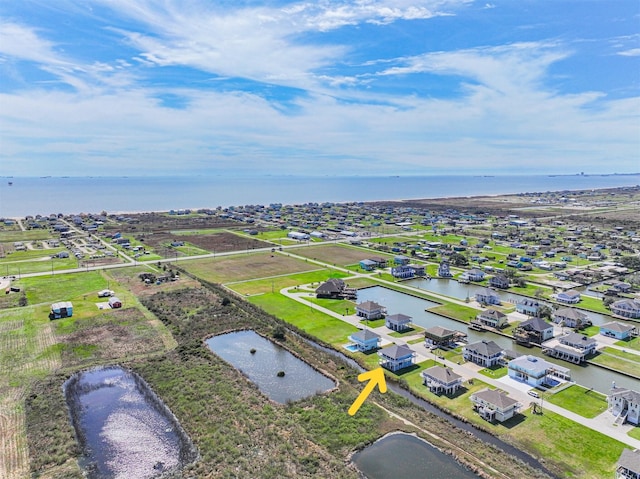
<box><xmin>4</xmin><ymin>183</ymin><xmax>639</xmax><ymax>220</ymax></box>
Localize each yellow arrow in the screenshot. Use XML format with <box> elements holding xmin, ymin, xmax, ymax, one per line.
<box><xmin>348</xmin><ymin>367</ymin><xmax>387</xmax><ymax>416</ymax></box>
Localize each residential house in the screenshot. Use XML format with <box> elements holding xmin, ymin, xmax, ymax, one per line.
<box><xmin>393</xmin><ymin>255</ymin><xmax>410</xmax><ymax>265</ymax></box>
<box><xmin>516</xmin><ymin>299</ymin><xmax>542</xmax><ymax>317</ymax></box>
<box><xmin>391</xmin><ymin>265</ymin><xmax>415</xmax><ymax>279</ymax></box>
<box><xmin>287</xmin><ymin>231</ymin><xmax>310</xmax><ymax>240</ymax></box>
<box><xmin>600</xmin><ymin>321</ymin><xmax>637</xmax><ymax>340</ymax></box>
<box><xmin>508</xmin><ymin>355</ymin><xmax>571</xmax><ymax>387</ymax></box>
<box><xmin>470</xmin><ymin>389</ymin><xmax>521</xmax><ymax>423</ymax></box>
<box><xmin>316</xmin><ymin>278</ymin><xmax>346</xmax><ymax>299</ymax></box>
<box><xmin>424</xmin><ymin>326</ymin><xmax>457</xmax><ymax>349</ymax></box>
<box><xmin>356</xmin><ymin>301</ymin><xmax>386</xmax><ymax>320</ymax></box>
<box><xmin>50</xmin><ymin>301</ymin><xmax>73</xmax><ymax>320</ymax></box>
<box><xmin>544</xmin><ymin>332</ymin><xmax>597</xmax><ymax>364</ymax></box>
<box><xmin>475</xmin><ymin>288</ymin><xmax>501</xmax><ymax>306</ymax></box>
<box><xmin>359</xmin><ymin>259</ymin><xmax>377</xmax><ymax>271</ymax></box>
<box><xmin>461</xmin><ymin>268</ymin><xmax>485</xmax><ymax>282</ymax></box>
<box><xmin>463</xmin><ymin>340</ymin><xmax>503</xmax><ymax>367</ymax></box>
<box><xmin>552</xmin><ymin>307</ymin><xmax>591</xmax><ymax>329</ymax></box>
<box><xmin>609</xmin><ymin>386</ymin><xmax>640</xmax><ymax>426</ymax></box>
<box><xmin>348</xmin><ymin>329</ymin><xmax>381</xmax><ymax>352</ymax></box>
<box><xmin>611</xmin><ymin>299</ymin><xmax>640</xmax><ymax>319</ymax></box>
<box><xmin>385</xmin><ymin>313</ymin><xmax>412</xmax><ymax>332</ymax></box>
<box><xmin>556</xmin><ymin>289</ymin><xmax>581</xmax><ymax>304</ymax></box>
<box><xmin>421</xmin><ymin>366</ymin><xmax>463</xmax><ymax>395</ymax></box>
<box><xmin>437</xmin><ymin>261</ymin><xmax>452</xmax><ymax>278</ymax></box>
<box><xmin>616</xmin><ymin>449</ymin><xmax>640</xmax><ymax>479</ymax></box>
<box><xmin>408</xmin><ymin>264</ymin><xmax>426</xmax><ymax>277</ymax></box>
<box><xmin>475</xmin><ymin>309</ymin><xmax>508</xmax><ymax>329</ymax></box>
<box><xmin>515</xmin><ymin>317</ymin><xmax>554</xmax><ymax>344</ymax></box>
<box><xmin>378</xmin><ymin>344</ymin><xmax>416</xmax><ymax>372</ymax></box>
<box><xmin>489</xmin><ymin>275</ymin><xmax>510</xmax><ymax>289</ymax></box>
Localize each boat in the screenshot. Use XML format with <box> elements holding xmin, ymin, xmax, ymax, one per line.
<box><xmin>7</xmin><ymin>181</ymin><xmax>12</xmax><ymax>186</ymax></box>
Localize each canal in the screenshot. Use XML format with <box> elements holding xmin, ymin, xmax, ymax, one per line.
<box><xmin>357</xmin><ymin>285</ymin><xmax>640</xmax><ymax>394</ymax></box>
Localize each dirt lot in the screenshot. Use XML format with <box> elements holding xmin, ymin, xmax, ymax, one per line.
<box><xmin>139</xmin><ymin>231</ymin><xmax>273</xmax><ymax>254</ymax></box>
<box><xmin>181</xmin><ymin>251</ymin><xmax>320</xmax><ymax>283</ymax></box>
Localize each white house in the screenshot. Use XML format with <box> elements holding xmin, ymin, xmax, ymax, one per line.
<box><xmin>470</xmin><ymin>389</ymin><xmax>521</xmax><ymax>423</ymax></box>
<box><xmin>609</xmin><ymin>386</ymin><xmax>640</xmax><ymax>426</ymax></box>
<box><xmin>421</xmin><ymin>366</ymin><xmax>463</xmax><ymax>395</ymax></box>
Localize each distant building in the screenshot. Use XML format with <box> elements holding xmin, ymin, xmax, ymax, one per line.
<box><xmin>475</xmin><ymin>288</ymin><xmax>501</xmax><ymax>306</ymax></box>
<box><xmin>356</xmin><ymin>301</ymin><xmax>386</xmax><ymax>320</ymax></box>
<box><xmin>385</xmin><ymin>313</ymin><xmax>412</xmax><ymax>332</ymax></box>
<box><xmin>437</xmin><ymin>261</ymin><xmax>452</xmax><ymax>278</ymax></box>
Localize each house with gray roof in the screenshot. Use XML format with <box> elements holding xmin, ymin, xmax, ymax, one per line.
<box><xmin>470</xmin><ymin>389</ymin><xmax>521</xmax><ymax>423</ymax></box>
<box><xmin>385</xmin><ymin>313</ymin><xmax>412</xmax><ymax>332</ymax></box>
<box><xmin>424</xmin><ymin>326</ymin><xmax>457</xmax><ymax>349</ymax></box>
<box><xmin>600</xmin><ymin>321</ymin><xmax>637</xmax><ymax>341</ymax></box>
<box><xmin>611</xmin><ymin>299</ymin><xmax>640</xmax><ymax>319</ymax></box>
<box><xmin>421</xmin><ymin>366</ymin><xmax>463</xmax><ymax>395</ymax></box>
<box><xmin>516</xmin><ymin>298</ymin><xmax>542</xmax><ymax>317</ymax></box>
<box><xmin>475</xmin><ymin>288</ymin><xmax>501</xmax><ymax>306</ymax></box>
<box><xmin>475</xmin><ymin>309</ymin><xmax>508</xmax><ymax>329</ymax></box>
<box><xmin>609</xmin><ymin>387</ymin><xmax>640</xmax><ymax>426</ymax></box>
<box><xmin>356</xmin><ymin>300</ymin><xmax>386</xmax><ymax>320</ymax></box>
<box><xmin>515</xmin><ymin>317</ymin><xmax>554</xmax><ymax>344</ymax></box>
<box><xmin>544</xmin><ymin>332</ymin><xmax>597</xmax><ymax>364</ymax></box>
<box><xmin>552</xmin><ymin>307</ymin><xmax>591</xmax><ymax>329</ymax></box>
<box><xmin>616</xmin><ymin>448</ymin><xmax>640</xmax><ymax>479</ymax></box>
<box><xmin>348</xmin><ymin>329</ymin><xmax>381</xmax><ymax>352</ymax></box>
<box><xmin>378</xmin><ymin>344</ymin><xmax>416</xmax><ymax>372</ymax></box>
<box><xmin>463</xmin><ymin>340</ymin><xmax>503</xmax><ymax>367</ymax></box>
<box><xmin>556</xmin><ymin>289</ymin><xmax>581</xmax><ymax>304</ymax></box>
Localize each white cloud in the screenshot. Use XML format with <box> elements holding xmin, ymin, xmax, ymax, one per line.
<box><xmin>617</xmin><ymin>48</ymin><xmax>640</xmax><ymax>57</ymax></box>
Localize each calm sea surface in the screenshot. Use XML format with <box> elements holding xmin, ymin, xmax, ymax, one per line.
<box><xmin>1</xmin><ymin>175</ymin><xmax>638</xmax><ymax>217</ymax></box>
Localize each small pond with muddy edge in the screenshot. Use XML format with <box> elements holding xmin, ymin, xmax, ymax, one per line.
<box><xmin>205</xmin><ymin>329</ymin><xmax>337</xmax><ymax>403</ymax></box>
<box><xmin>64</xmin><ymin>366</ymin><xmax>197</xmax><ymax>479</ymax></box>
<box><xmin>352</xmin><ymin>432</ymin><xmax>481</xmax><ymax>479</ymax></box>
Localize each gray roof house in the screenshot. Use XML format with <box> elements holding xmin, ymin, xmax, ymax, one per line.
<box><xmin>378</xmin><ymin>344</ymin><xmax>416</xmax><ymax>372</ymax></box>
<box><xmin>552</xmin><ymin>307</ymin><xmax>590</xmax><ymax>329</ymax></box>
<box><xmin>616</xmin><ymin>448</ymin><xmax>640</xmax><ymax>479</ymax></box>
<box><xmin>470</xmin><ymin>389</ymin><xmax>521</xmax><ymax>423</ymax></box>
<box><xmin>475</xmin><ymin>309</ymin><xmax>508</xmax><ymax>329</ymax></box>
<box><xmin>609</xmin><ymin>387</ymin><xmax>640</xmax><ymax>426</ymax></box>
<box><xmin>421</xmin><ymin>366</ymin><xmax>463</xmax><ymax>395</ymax></box>
<box><xmin>356</xmin><ymin>301</ymin><xmax>386</xmax><ymax>320</ymax></box>
<box><xmin>385</xmin><ymin>313</ymin><xmax>412</xmax><ymax>332</ymax></box>
<box><xmin>463</xmin><ymin>340</ymin><xmax>503</xmax><ymax>367</ymax></box>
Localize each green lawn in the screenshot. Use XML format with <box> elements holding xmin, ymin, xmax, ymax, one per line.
<box><xmin>248</xmin><ymin>292</ymin><xmax>358</xmax><ymax>346</ymax></box>
<box><xmin>428</xmin><ymin>303</ymin><xmax>479</xmax><ymax>323</ymax></box>
<box><xmin>545</xmin><ymin>385</ymin><xmax>609</xmax><ymax>418</ymax></box>
<box><xmin>478</xmin><ymin>365</ymin><xmax>508</xmax><ymax>379</ymax></box>
<box><xmin>306</xmin><ymin>297</ymin><xmax>356</xmax><ymax>316</ymax></box>
<box><xmin>615</xmin><ymin>336</ymin><xmax>640</xmax><ymax>352</ymax></box>
<box><xmin>589</xmin><ymin>348</ymin><xmax>640</xmax><ymax>378</ymax></box>
<box><xmin>15</xmin><ymin>271</ymin><xmax>110</xmax><ymax>306</ymax></box>
<box><xmin>229</xmin><ymin>270</ymin><xmax>347</xmax><ymax>296</ymax></box>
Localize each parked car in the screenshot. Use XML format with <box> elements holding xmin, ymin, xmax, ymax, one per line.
<box><xmin>97</xmin><ymin>289</ymin><xmax>114</xmax><ymax>298</ymax></box>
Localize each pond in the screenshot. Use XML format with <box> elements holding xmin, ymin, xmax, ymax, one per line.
<box><xmin>357</xmin><ymin>286</ymin><xmax>640</xmax><ymax>394</ymax></box>
<box><xmin>65</xmin><ymin>366</ymin><xmax>196</xmax><ymax>479</ymax></box>
<box><xmin>205</xmin><ymin>330</ymin><xmax>336</xmax><ymax>403</ymax></box>
<box><xmin>352</xmin><ymin>432</ymin><xmax>480</xmax><ymax>479</ymax></box>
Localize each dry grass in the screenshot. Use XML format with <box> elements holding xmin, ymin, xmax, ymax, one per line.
<box><xmin>181</xmin><ymin>251</ymin><xmax>319</xmax><ymax>283</ymax></box>
<box><xmin>0</xmin><ymin>402</ymin><xmax>29</xmax><ymax>479</ymax></box>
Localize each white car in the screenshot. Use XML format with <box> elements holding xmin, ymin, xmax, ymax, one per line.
<box><xmin>527</xmin><ymin>390</ymin><xmax>540</xmax><ymax>398</ymax></box>
<box><xmin>97</xmin><ymin>289</ymin><xmax>114</xmax><ymax>298</ymax></box>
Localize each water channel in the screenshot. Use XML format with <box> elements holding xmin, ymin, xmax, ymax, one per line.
<box><xmin>205</xmin><ymin>329</ymin><xmax>336</xmax><ymax>403</ymax></box>
<box><xmin>352</xmin><ymin>432</ymin><xmax>481</xmax><ymax>479</ymax></box>
<box><xmin>64</xmin><ymin>366</ymin><xmax>196</xmax><ymax>479</ymax></box>
<box><xmin>357</xmin><ymin>285</ymin><xmax>640</xmax><ymax>394</ymax></box>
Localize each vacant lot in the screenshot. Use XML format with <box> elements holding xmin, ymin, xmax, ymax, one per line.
<box><xmin>293</xmin><ymin>244</ymin><xmax>379</xmax><ymax>267</ymax></box>
<box><xmin>181</xmin><ymin>251</ymin><xmax>320</xmax><ymax>283</ymax></box>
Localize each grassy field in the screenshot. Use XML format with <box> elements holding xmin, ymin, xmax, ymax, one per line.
<box><xmin>181</xmin><ymin>251</ymin><xmax>321</xmax><ymax>283</ymax></box>
<box><xmin>545</xmin><ymin>385</ymin><xmax>609</xmax><ymax>418</ymax></box>
<box><xmin>616</xmin><ymin>336</ymin><xmax>640</xmax><ymax>351</ymax></box>
<box><xmin>228</xmin><ymin>270</ymin><xmax>347</xmax><ymax>296</ymax></box>
<box><xmin>293</xmin><ymin>244</ymin><xmax>382</xmax><ymax>267</ymax></box>
<box><xmin>589</xmin><ymin>348</ymin><xmax>640</xmax><ymax>378</ymax></box>
<box><xmin>248</xmin><ymin>292</ymin><xmax>359</xmax><ymax>346</ymax></box>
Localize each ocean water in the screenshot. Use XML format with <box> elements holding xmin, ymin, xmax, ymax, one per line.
<box><xmin>1</xmin><ymin>174</ymin><xmax>638</xmax><ymax>217</ymax></box>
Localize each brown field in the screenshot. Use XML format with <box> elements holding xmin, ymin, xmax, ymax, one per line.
<box><xmin>140</xmin><ymin>230</ymin><xmax>273</xmax><ymax>254</ymax></box>
<box><xmin>292</xmin><ymin>244</ymin><xmax>375</xmax><ymax>266</ymax></box>
<box><xmin>181</xmin><ymin>251</ymin><xmax>320</xmax><ymax>283</ymax></box>
<box><xmin>102</xmin><ymin>212</ymin><xmax>240</xmax><ymax>234</ymax></box>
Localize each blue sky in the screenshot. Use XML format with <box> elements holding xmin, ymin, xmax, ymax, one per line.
<box><xmin>1</xmin><ymin>0</ymin><xmax>638</xmax><ymax>177</ymax></box>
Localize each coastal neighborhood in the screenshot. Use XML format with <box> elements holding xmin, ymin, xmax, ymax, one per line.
<box><xmin>1</xmin><ymin>186</ymin><xmax>639</xmax><ymax>479</ymax></box>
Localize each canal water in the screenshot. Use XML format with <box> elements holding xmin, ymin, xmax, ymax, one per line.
<box><xmin>357</xmin><ymin>286</ymin><xmax>640</xmax><ymax>394</ymax></box>
<box><xmin>406</xmin><ymin>278</ymin><xmax>631</xmax><ymax>329</ymax></box>
<box><xmin>64</xmin><ymin>366</ymin><xmax>196</xmax><ymax>479</ymax></box>
<box><xmin>205</xmin><ymin>330</ymin><xmax>336</xmax><ymax>403</ymax></box>
<box><xmin>352</xmin><ymin>432</ymin><xmax>480</xmax><ymax>479</ymax></box>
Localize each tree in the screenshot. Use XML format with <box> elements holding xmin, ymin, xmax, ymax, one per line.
<box><xmin>538</xmin><ymin>305</ymin><xmax>553</xmax><ymax>319</ymax></box>
<box><xmin>272</xmin><ymin>325</ymin><xmax>286</xmax><ymax>340</ymax></box>
<box><xmin>450</xmin><ymin>252</ymin><xmax>468</xmax><ymax>266</ymax></box>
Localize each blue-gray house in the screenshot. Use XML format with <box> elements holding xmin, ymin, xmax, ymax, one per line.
<box><xmin>600</xmin><ymin>321</ymin><xmax>637</xmax><ymax>340</ymax></box>
<box><xmin>349</xmin><ymin>329</ymin><xmax>381</xmax><ymax>352</ymax></box>
<box><xmin>379</xmin><ymin>344</ymin><xmax>416</xmax><ymax>372</ymax></box>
